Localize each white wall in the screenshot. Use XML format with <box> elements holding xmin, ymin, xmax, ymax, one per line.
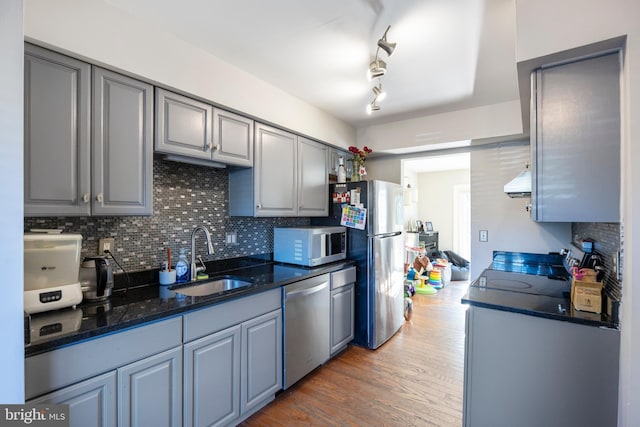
<box><xmin>470</xmin><ymin>142</ymin><xmax>570</xmax><ymax>279</ymax></box>
<box><xmin>0</xmin><ymin>0</ymin><xmax>25</xmax><ymax>403</ymax></box>
<box><xmin>515</xmin><ymin>1</ymin><xmax>640</xmax><ymax>424</ymax></box>
<box><xmin>357</xmin><ymin>100</ymin><xmax>523</xmax><ymax>152</ymax></box>
<box><xmin>417</xmin><ymin>169</ymin><xmax>469</xmax><ymax>252</ymax></box>
<box><xmin>23</xmin><ymin>0</ymin><xmax>356</xmax><ymax>149</ymax></box>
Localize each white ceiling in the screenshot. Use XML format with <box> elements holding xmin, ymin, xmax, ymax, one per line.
<box><xmin>106</xmin><ymin>0</ymin><xmax>519</xmax><ymax>128</ymax></box>
<box><xmin>403</xmin><ymin>152</ymin><xmax>470</xmax><ymax>174</ymax></box>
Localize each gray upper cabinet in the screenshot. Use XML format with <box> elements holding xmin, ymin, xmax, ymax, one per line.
<box><xmin>298</xmin><ymin>137</ymin><xmax>329</xmax><ymax>216</ymax></box>
<box><xmin>531</xmin><ymin>51</ymin><xmax>621</xmax><ymax>222</ymax></box>
<box><xmin>155</xmin><ymin>88</ymin><xmax>212</xmax><ymax>159</ymax></box>
<box><xmin>155</xmin><ymin>88</ymin><xmax>254</xmax><ymax>167</ymax></box>
<box><xmin>213</xmin><ymin>109</ymin><xmax>254</xmax><ymax>167</ymax></box>
<box><xmin>24</xmin><ymin>43</ymin><xmax>91</xmax><ymax>216</ymax></box>
<box><xmin>24</xmin><ymin>44</ymin><xmax>153</xmax><ymax>217</ymax></box>
<box><xmin>229</xmin><ymin>123</ymin><xmax>328</xmax><ymax>217</ymax></box>
<box><xmin>92</xmin><ymin>67</ymin><xmax>153</xmax><ymax>215</ymax></box>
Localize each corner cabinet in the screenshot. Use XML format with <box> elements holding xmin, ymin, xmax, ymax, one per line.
<box><xmin>531</xmin><ymin>51</ymin><xmax>621</xmax><ymax>222</ymax></box>
<box><xmin>155</xmin><ymin>88</ymin><xmax>254</xmax><ymax>167</ymax></box>
<box><xmin>24</xmin><ymin>43</ymin><xmax>153</xmax><ymax>216</ymax></box>
<box><xmin>229</xmin><ymin>123</ymin><xmax>328</xmax><ymax>217</ymax></box>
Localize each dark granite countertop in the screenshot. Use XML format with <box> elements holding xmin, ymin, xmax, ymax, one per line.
<box><xmin>25</xmin><ymin>256</ymin><xmax>355</xmax><ymax>357</ymax></box>
<box><xmin>461</xmin><ymin>251</ymin><xmax>618</xmax><ymax>329</ymax></box>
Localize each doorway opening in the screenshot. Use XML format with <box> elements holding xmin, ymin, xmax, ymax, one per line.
<box><xmin>402</xmin><ymin>152</ymin><xmax>471</xmax><ymax>263</ymax></box>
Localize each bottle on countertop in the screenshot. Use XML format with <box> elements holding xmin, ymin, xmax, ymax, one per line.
<box><xmin>175</xmin><ymin>248</ymin><xmax>190</xmax><ymax>283</ymax></box>
<box><xmin>337</xmin><ymin>156</ymin><xmax>347</xmax><ymax>183</ymax></box>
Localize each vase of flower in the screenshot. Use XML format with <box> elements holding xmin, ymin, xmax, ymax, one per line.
<box><xmin>348</xmin><ymin>146</ymin><xmax>372</xmax><ymax>182</ymax></box>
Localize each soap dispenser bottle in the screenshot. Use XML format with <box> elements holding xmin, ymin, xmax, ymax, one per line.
<box><xmin>175</xmin><ymin>249</ymin><xmax>190</xmax><ymax>283</ymax></box>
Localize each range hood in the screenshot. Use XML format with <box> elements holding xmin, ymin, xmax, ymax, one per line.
<box><xmin>504</xmin><ymin>166</ymin><xmax>531</xmax><ymax>198</ymax></box>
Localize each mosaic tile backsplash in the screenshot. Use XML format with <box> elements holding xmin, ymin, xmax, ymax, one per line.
<box><xmin>25</xmin><ymin>159</ymin><xmax>310</xmax><ymax>273</ymax></box>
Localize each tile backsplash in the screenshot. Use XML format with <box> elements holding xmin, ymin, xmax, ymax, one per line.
<box><xmin>25</xmin><ymin>159</ymin><xmax>309</xmax><ymax>273</ymax></box>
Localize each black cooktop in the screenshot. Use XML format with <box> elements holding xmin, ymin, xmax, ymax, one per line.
<box><xmin>475</xmin><ymin>269</ymin><xmax>570</xmax><ymax>299</ymax></box>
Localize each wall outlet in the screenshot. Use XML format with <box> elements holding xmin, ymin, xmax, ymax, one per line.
<box><xmin>99</xmin><ymin>237</ymin><xmax>115</xmax><ymax>254</ymax></box>
<box><xmin>479</xmin><ymin>230</ymin><xmax>488</xmax><ymax>242</ymax></box>
<box><xmin>225</xmin><ymin>232</ymin><xmax>237</xmax><ymax>245</ymax></box>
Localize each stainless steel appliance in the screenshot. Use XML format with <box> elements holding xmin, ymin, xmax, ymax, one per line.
<box><xmin>274</xmin><ymin>226</ymin><xmax>346</xmax><ymax>267</ymax></box>
<box><xmin>313</xmin><ymin>180</ymin><xmax>405</xmax><ymax>349</ymax></box>
<box><xmin>79</xmin><ymin>255</ymin><xmax>114</xmax><ymax>301</ymax></box>
<box><xmin>24</xmin><ymin>233</ymin><xmax>84</xmax><ymax>314</ymax></box>
<box><xmin>282</xmin><ymin>273</ymin><xmax>330</xmax><ymax>389</ymax></box>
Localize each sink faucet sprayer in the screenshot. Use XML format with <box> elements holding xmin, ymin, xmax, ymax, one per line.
<box><xmin>191</xmin><ymin>225</ymin><xmax>214</xmax><ymax>281</ymax></box>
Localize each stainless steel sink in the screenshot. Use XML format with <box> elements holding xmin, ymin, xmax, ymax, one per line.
<box><xmin>169</xmin><ymin>276</ymin><xmax>253</xmax><ymax>297</ymax></box>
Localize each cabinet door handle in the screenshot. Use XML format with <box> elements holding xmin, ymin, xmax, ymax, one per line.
<box><xmin>212</xmin><ymin>143</ymin><xmax>220</xmax><ymax>151</ymax></box>
<box><xmin>96</xmin><ymin>193</ymin><xmax>104</xmax><ymax>204</ymax></box>
<box><xmin>82</xmin><ymin>193</ymin><xmax>90</xmax><ymax>204</ymax></box>
<box><xmin>206</xmin><ymin>142</ymin><xmax>213</xmax><ymax>152</ymax></box>
<box><xmin>256</xmin><ymin>204</ymin><xmax>261</xmax><ymax>209</ymax></box>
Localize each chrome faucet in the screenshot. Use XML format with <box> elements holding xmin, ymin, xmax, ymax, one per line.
<box><xmin>191</xmin><ymin>225</ymin><xmax>214</xmax><ymax>281</ymax></box>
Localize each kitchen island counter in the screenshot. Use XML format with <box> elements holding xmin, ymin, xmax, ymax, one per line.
<box><xmin>461</xmin><ymin>251</ymin><xmax>617</xmax><ymax>329</ymax></box>
<box><xmin>25</xmin><ymin>255</ymin><xmax>354</xmax><ymax>357</ymax></box>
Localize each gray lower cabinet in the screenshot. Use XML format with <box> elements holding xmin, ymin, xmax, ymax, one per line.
<box><xmin>183</xmin><ymin>325</ymin><xmax>241</xmax><ymax>427</ymax></box>
<box><xmin>330</xmin><ymin>267</ymin><xmax>356</xmax><ymax>356</ymax></box>
<box><xmin>29</xmin><ymin>371</ymin><xmax>117</xmax><ymax>427</ymax></box>
<box><xmin>241</xmin><ymin>309</ymin><xmax>282</xmax><ymax>415</ymax></box>
<box><xmin>24</xmin><ymin>43</ymin><xmax>91</xmax><ymax>216</ymax></box>
<box><xmin>26</xmin><ymin>317</ymin><xmax>182</xmax><ymax>426</ymax></box>
<box><xmin>229</xmin><ymin>123</ymin><xmax>328</xmax><ymax>217</ymax></box>
<box><xmin>463</xmin><ymin>306</ymin><xmax>620</xmax><ymax>427</ymax></box>
<box><xmin>92</xmin><ymin>67</ymin><xmax>153</xmax><ymax>215</ymax></box>
<box><xmin>531</xmin><ymin>51</ymin><xmax>620</xmax><ymax>222</ymax></box>
<box><xmin>182</xmin><ymin>288</ymin><xmax>282</xmax><ymax>426</ymax></box>
<box><xmin>155</xmin><ymin>88</ymin><xmax>254</xmax><ymax>167</ymax></box>
<box><xmin>118</xmin><ymin>346</ymin><xmax>183</xmax><ymax>427</ymax></box>
<box><xmin>24</xmin><ymin>43</ymin><xmax>153</xmax><ymax>217</ymax></box>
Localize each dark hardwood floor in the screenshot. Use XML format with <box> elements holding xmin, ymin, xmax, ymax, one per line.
<box><xmin>241</xmin><ymin>280</ymin><xmax>470</xmax><ymax>427</ymax></box>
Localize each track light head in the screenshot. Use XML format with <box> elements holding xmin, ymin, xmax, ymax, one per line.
<box><xmin>366</xmin><ymin>101</ymin><xmax>380</xmax><ymax>115</ymax></box>
<box><xmin>372</xmin><ymin>84</ymin><xmax>386</xmax><ymax>102</ymax></box>
<box><xmin>367</xmin><ymin>59</ymin><xmax>387</xmax><ymax>80</ymax></box>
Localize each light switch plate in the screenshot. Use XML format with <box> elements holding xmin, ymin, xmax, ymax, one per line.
<box><xmin>479</xmin><ymin>230</ymin><xmax>488</xmax><ymax>242</ymax></box>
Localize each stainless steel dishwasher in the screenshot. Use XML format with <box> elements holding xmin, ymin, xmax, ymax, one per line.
<box><xmin>283</xmin><ymin>273</ymin><xmax>330</xmax><ymax>389</ymax></box>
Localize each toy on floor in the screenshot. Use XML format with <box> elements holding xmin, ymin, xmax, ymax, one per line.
<box><xmin>428</xmin><ymin>268</ymin><xmax>443</xmax><ymax>289</ymax></box>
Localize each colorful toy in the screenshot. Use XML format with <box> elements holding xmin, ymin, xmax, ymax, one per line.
<box><xmin>429</xmin><ymin>269</ymin><xmax>443</xmax><ymax>289</ymax></box>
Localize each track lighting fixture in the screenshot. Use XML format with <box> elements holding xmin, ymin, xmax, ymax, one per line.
<box><xmin>365</xmin><ymin>25</ymin><xmax>396</xmax><ymax>114</ymax></box>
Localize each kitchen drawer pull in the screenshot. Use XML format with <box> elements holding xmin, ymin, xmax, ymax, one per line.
<box><xmin>285</xmin><ymin>282</ymin><xmax>328</xmax><ymax>300</ymax></box>
<box><xmin>82</xmin><ymin>193</ymin><xmax>90</xmax><ymax>204</ymax></box>
<box><xmin>96</xmin><ymin>193</ymin><xmax>104</xmax><ymax>203</ymax></box>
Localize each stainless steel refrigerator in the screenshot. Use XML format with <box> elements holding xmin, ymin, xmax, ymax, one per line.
<box><xmin>313</xmin><ymin>180</ymin><xmax>405</xmax><ymax>349</ymax></box>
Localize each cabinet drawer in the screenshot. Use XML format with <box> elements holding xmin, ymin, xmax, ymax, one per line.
<box><xmin>331</xmin><ymin>267</ymin><xmax>356</xmax><ymax>290</ymax></box>
<box><xmin>183</xmin><ymin>288</ymin><xmax>281</xmax><ymax>342</ymax></box>
<box><xmin>26</xmin><ymin>316</ymin><xmax>182</xmax><ymax>400</ymax></box>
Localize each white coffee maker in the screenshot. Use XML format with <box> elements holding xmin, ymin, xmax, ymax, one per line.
<box><xmin>24</xmin><ymin>233</ymin><xmax>83</xmax><ymax>314</ymax></box>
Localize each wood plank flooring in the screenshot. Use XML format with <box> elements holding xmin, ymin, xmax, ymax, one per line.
<box><xmin>241</xmin><ymin>280</ymin><xmax>470</xmax><ymax>427</ymax></box>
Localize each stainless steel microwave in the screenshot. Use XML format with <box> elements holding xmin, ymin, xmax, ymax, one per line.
<box><xmin>274</xmin><ymin>226</ymin><xmax>347</xmax><ymax>267</ymax></box>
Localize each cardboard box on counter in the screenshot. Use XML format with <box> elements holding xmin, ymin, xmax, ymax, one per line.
<box><xmin>571</xmin><ymin>278</ymin><xmax>603</xmax><ymax>314</ymax></box>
